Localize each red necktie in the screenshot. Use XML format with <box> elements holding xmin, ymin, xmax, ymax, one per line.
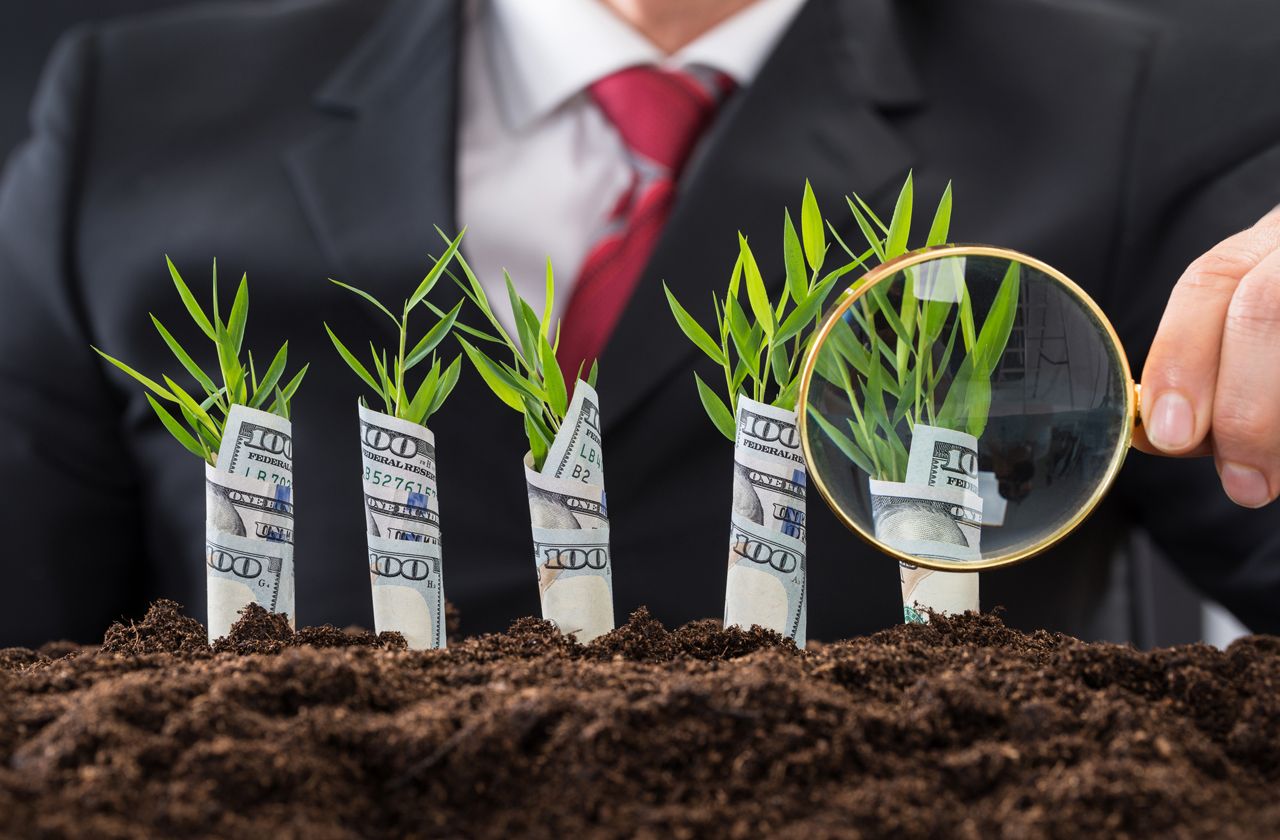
<box><xmin>557</xmin><ymin>65</ymin><xmax>735</xmax><ymax>381</ymax></box>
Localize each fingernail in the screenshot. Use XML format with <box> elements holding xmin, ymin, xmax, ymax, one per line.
<box><xmin>1221</xmin><ymin>463</ymin><xmax>1272</xmax><ymax>508</ymax></box>
<box><xmin>1147</xmin><ymin>391</ymin><xmax>1195</xmax><ymax>450</ymax></box>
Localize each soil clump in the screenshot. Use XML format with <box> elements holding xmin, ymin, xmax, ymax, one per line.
<box><xmin>1</xmin><ymin>602</ymin><xmax>1277</xmax><ymax>838</ymax></box>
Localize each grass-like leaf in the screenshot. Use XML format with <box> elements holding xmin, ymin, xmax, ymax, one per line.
<box><xmin>93</xmin><ymin>260</ymin><xmax>302</xmax><ymax>464</ymax></box>
<box><xmin>326</xmin><ymin>240</ymin><xmax>465</xmax><ymax>426</ymax></box>
<box><xmin>453</xmin><ymin>253</ymin><xmax>591</xmax><ymax>471</ymax></box>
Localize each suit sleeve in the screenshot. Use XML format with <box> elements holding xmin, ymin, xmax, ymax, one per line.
<box><xmin>0</xmin><ymin>28</ymin><xmax>146</xmax><ymax>647</ymax></box>
<box><xmin>1108</xmin><ymin>7</ymin><xmax>1280</xmax><ymax>635</ymax></box>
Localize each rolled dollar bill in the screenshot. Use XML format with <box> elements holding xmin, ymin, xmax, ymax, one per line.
<box><xmin>724</xmin><ymin>397</ymin><xmax>807</xmax><ymax>644</ymax></box>
<box><xmin>368</xmin><ymin>534</ymin><xmax>445</xmax><ymax>650</ymax></box>
<box><xmin>526</xmin><ymin>380</ymin><xmax>613</xmax><ymax>642</ymax></box>
<box><xmin>869</xmin><ymin>423</ymin><xmax>982</xmax><ymax>623</ymax></box>
<box><xmin>358</xmin><ymin>403</ymin><xmax>446</xmax><ymax>649</ymax></box>
<box><xmin>206</xmin><ymin>405</ymin><xmax>295</xmax><ymax>641</ymax></box>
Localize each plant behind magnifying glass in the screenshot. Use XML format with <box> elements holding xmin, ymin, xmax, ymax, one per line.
<box><xmin>809</xmin><ymin>176</ymin><xmax>1021</xmax><ymax>482</ymax></box>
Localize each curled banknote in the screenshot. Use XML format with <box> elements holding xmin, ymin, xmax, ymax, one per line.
<box><xmin>869</xmin><ymin>423</ymin><xmax>982</xmax><ymax>623</ymax></box>
<box><xmin>205</xmin><ymin>405</ymin><xmax>295</xmax><ymax>641</ymax></box>
<box><xmin>358</xmin><ymin>403</ymin><xmax>446</xmax><ymax>649</ymax></box>
<box><xmin>723</xmin><ymin>397</ymin><xmax>807</xmax><ymax>644</ymax></box>
<box><xmin>526</xmin><ymin>380</ymin><xmax>613</xmax><ymax>642</ymax></box>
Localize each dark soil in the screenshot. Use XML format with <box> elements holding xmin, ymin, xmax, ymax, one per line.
<box><xmin>1</xmin><ymin>602</ymin><xmax>1277</xmax><ymax>839</ymax></box>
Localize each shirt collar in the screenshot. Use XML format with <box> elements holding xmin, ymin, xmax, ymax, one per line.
<box><xmin>483</xmin><ymin>0</ymin><xmax>808</xmax><ymax>132</ymax></box>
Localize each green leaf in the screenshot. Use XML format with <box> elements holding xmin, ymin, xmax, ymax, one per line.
<box><xmin>405</xmin><ymin>358</ymin><xmax>441</xmax><ymax>424</ymax></box>
<box><xmin>163</xmin><ymin>375</ymin><xmax>219</xmax><ymax>438</ymax></box>
<box><xmin>769</xmin><ymin>341</ymin><xmax>790</xmax><ymax>387</ymax></box>
<box><xmin>884</xmin><ymin>171</ymin><xmax>914</xmax><ymax>258</ymax></box>
<box><xmin>330</xmin><ymin>279</ymin><xmax>399</xmax><ymax>325</ymax></box>
<box><xmin>727</xmin><ymin>249</ymin><xmax>744</xmax><ymax>299</ymax></box>
<box><xmin>506</xmin><ymin>272</ymin><xmax>538</xmax><ymax>366</ymax></box>
<box><xmin>326</xmin><ymin>324</ymin><xmax>381</xmax><ymax>396</ymax></box>
<box><xmin>972</xmin><ymin>261</ymin><xmax>1021</xmax><ymax>373</ymax></box>
<box><xmin>146</xmin><ymin>393</ymin><xmax>208</xmax><ymax>460</ymax></box>
<box><xmin>847</xmin><ymin>197</ymin><xmax>887</xmax><ymax>263</ymax></box>
<box><xmin>809</xmin><ymin>408</ymin><xmax>875</xmax><ymax>476</ymax></box>
<box><xmin>525</xmin><ymin>411</ymin><xmax>551</xmax><ymax>470</ymax></box>
<box><xmin>539</xmin><ymin>333</ymin><xmax>568</xmax><ymax>418</ymax></box>
<box><xmin>250</xmin><ymin>342</ymin><xmax>289</xmax><ymax>409</ymax></box>
<box><xmin>227</xmin><ymin>274</ymin><xmax>249</xmax><ymax>355</ymax></box>
<box><xmin>278</xmin><ymin>364</ymin><xmax>308</xmax><ymax>403</ymax></box>
<box><xmin>739</xmin><ymin>235</ymin><xmax>774</xmax><ymax>340</ymax></box>
<box><xmin>799</xmin><ymin>180</ymin><xmax>826</xmax><ymax>271</ymax></box>
<box><xmin>210</xmin><ymin>258</ymin><xmax>222</xmax><ymax>334</ymax></box>
<box><xmin>92</xmin><ymin>347</ymin><xmax>177</xmax><ymax>402</ymax></box>
<box><xmin>166</xmin><ymin>256</ymin><xmax>215</xmax><ymax>340</ymax></box>
<box><xmin>925</xmin><ymin>181</ymin><xmax>953</xmax><ymax>247</ymax></box>
<box><xmin>587</xmin><ymin>358</ymin><xmax>599</xmax><ymax>389</ymax></box>
<box><xmin>426</xmin><ymin>354</ymin><xmax>463</xmax><ymax>421</ymax></box>
<box><xmin>405</xmin><ymin>300</ymin><xmax>463</xmax><ymax>370</ymax></box>
<box><xmin>459</xmin><ymin>337</ymin><xmax>526</xmax><ymax>412</ymax></box>
<box><xmin>664</xmin><ymin>283</ymin><xmax>726</xmax><ymax>365</ymax></box>
<box><xmin>541</xmin><ymin>257</ymin><xmax>555</xmax><ymax>340</ymax></box>
<box><xmin>410</xmin><ymin>228</ymin><xmax>465</xmax><ymax>310</ymax></box>
<box><xmin>851</xmin><ymin>193</ymin><xmax>890</xmax><ymax>235</ymax></box>
<box><xmin>149</xmin><ymin>315</ymin><xmax>217</xmax><ymax>396</ymax></box>
<box><xmin>782</xmin><ymin>210</ymin><xmax>808</xmax><ymax>307</ymax></box>
<box><xmin>694</xmin><ymin>372</ymin><xmax>735</xmax><ymax>442</ymax></box>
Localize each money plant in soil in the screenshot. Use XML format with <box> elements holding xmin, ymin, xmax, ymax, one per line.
<box><xmin>324</xmin><ymin>229</ymin><xmax>466</xmax><ymax>426</ymax></box>
<box><xmin>664</xmin><ymin>181</ymin><xmax>868</xmax><ymax>429</ymax></box>
<box><xmin>446</xmin><ymin>248</ymin><xmax>598</xmax><ymax>471</ymax></box>
<box><xmin>92</xmin><ymin>258</ymin><xmax>308</xmax><ymax>463</ymax></box>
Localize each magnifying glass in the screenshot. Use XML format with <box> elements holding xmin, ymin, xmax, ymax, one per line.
<box><xmin>797</xmin><ymin>245</ymin><xmax>1140</xmax><ymax>580</ymax></box>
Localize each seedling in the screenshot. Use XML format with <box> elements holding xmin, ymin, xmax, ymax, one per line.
<box><xmin>442</xmin><ymin>243</ymin><xmax>597</xmax><ymax>472</ymax></box>
<box><xmin>93</xmin><ymin>258</ymin><xmax>308</xmax><ymax>465</ymax></box>
<box><xmin>664</xmin><ymin>182</ymin><xmax>872</xmax><ymax>439</ymax></box>
<box><xmin>325</xmin><ymin>230</ymin><xmax>466</xmax><ymax>425</ymax></box>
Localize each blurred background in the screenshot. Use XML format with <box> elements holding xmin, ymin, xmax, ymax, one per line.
<box><xmin>1</xmin><ymin>0</ymin><xmax>1255</xmax><ymax>649</ymax></box>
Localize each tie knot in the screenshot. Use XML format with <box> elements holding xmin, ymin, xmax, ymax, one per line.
<box><xmin>589</xmin><ymin>65</ymin><xmax>735</xmax><ymax>175</ymax></box>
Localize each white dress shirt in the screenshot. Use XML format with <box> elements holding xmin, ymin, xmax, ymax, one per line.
<box><xmin>457</xmin><ymin>0</ymin><xmax>806</xmax><ymax>332</ymax></box>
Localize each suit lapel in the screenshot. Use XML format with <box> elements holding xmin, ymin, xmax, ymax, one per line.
<box><xmin>598</xmin><ymin>0</ymin><xmax>924</xmax><ymax>429</ymax></box>
<box><xmin>284</xmin><ymin>0</ymin><xmax>461</xmax><ymax>305</ymax></box>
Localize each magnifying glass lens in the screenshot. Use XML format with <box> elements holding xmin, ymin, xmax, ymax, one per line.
<box><xmin>800</xmin><ymin>249</ymin><xmax>1133</xmax><ymax>571</ymax></box>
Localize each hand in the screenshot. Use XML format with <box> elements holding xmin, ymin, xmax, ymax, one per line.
<box><xmin>1136</xmin><ymin>207</ymin><xmax>1280</xmax><ymax>508</ymax></box>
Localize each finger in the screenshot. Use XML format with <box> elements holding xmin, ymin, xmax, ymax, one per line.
<box><xmin>1131</xmin><ymin>423</ymin><xmax>1212</xmax><ymax>457</ymax></box>
<box><xmin>1140</xmin><ymin>212</ymin><xmax>1280</xmax><ymax>456</ymax></box>
<box><xmin>1211</xmin><ymin>239</ymin><xmax>1280</xmax><ymax>507</ymax></box>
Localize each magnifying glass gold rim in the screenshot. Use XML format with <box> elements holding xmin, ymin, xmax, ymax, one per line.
<box><xmin>797</xmin><ymin>244</ymin><xmax>1140</xmax><ymax>572</ymax></box>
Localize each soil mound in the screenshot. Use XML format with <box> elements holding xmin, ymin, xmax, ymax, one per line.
<box><xmin>1</xmin><ymin>603</ymin><xmax>1277</xmax><ymax>838</ymax></box>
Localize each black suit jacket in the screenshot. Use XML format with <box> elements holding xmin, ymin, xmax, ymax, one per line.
<box><xmin>2</xmin><ymin>0</ymin><xmax>1278</xmax><ymax>647</ymax></box>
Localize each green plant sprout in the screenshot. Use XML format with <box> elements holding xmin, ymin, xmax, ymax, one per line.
<box><xmin>439</xmin><ymin>240</ymin><xmax>597</xmax><ymax>471</ymax></box>
<box><xmin>809</xmin><ymin>175</ymin><xmax>1021</xmax><ymax>482</ymax></box>
<box><xmin>93</xmin><ymin>258</ymin><xmax>308</xmax><ymax>465</ymax></box>
<box><xmin>664</xmin><ymin>182</ymin><xmax>874</xmax><ymax>442</ymax></box>
<box><xmin>324</xmin><ymin>231</ymin><xmax>466</xmax><ymax>426</ymax></box>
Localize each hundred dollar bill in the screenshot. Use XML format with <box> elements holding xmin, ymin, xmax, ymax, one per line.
<box><xmin>205</xmin><ymin>528</ymin><xmax>294</xmax><ymax>641</ymax></box>
<box><xmin>368</xmin><ymin>533</ymin><xmax>446</xmax><ymax>650</ymax></box>
<box><xmin>526</xmin><ymin>380</ymin><xmax>613</xmax><ymax>642</ymax></box>
<box><xmin>542</xmin><ymin>379</ymin><xmax>605</xmax><ymax>484</ymax></box>
<box><xmin>359</xmin><ymin>404</ymin><xmax>442</xmax><ymax>544</ymax></box>
<box><xmin>216</xmin><ymin>403</ymin><xmax>294</xmax><ymax>486</ymax></box>
<box><xmin>205</xmin><ymin>464</ymin><xmax>295</xmax><ymax>545</ymax></box>
<box><xmin>206</xmin><ymin>405</ymin><xmax>295</xmax><ymax>642</ymax></box>
<box><xmin>724</xmin><ymin>397</ymin><xmax>807</xmax><ymax>644</ymax></box>
<box><xmin>530</xmin><ymin>524</ymin><xmax>612</xmax><ymax>640</ymax></box>
<box><xmin>357</xmin><ymin>404</ymin><xmax>447</xmax><ymax>648</ymax></box>
<box><xmin>724</xmin><ymin>513</ymin><xmax>806</xmax><ymax>642</ymax></box>
<box><xmin>871</xmin><ymin>423</ymin><xmax>982</xmax><ymax>623</ymax></box>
